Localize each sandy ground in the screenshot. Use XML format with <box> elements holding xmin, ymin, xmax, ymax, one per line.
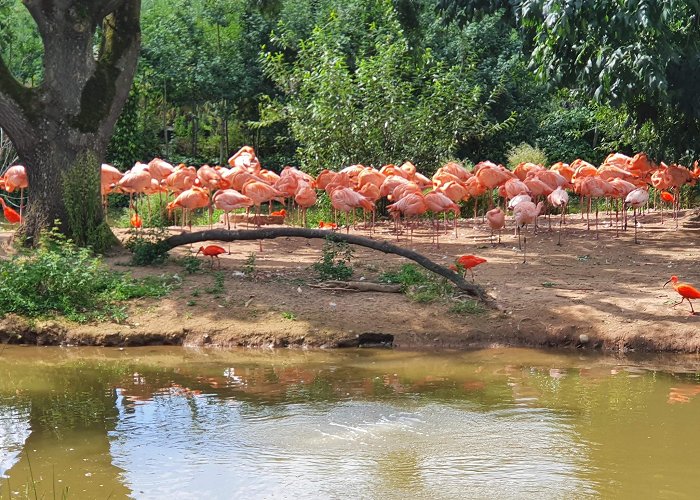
<box><xmin>1</xmin><ymin>206</ymin><xmax>700</xmax><ymax>352</ymax></box>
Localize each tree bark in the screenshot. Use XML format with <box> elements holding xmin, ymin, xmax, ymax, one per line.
<box><xmin>0</xmin><ymin>0</ymin><xmax>141</xmax><ymax>243</ymax></box>
<box><xmin>163</xmin><ymin>227</ymin><xmax>488</xmax><ymax>299</ymax></box>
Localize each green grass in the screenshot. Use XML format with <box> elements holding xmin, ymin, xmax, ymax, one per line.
<box><xmin>449</xmin><ymin>299</ymin><xmax>486</xmax><ymax>315</ymax></box>
<box><xmin>380</xmin><ymin>264</ymin><xmax>452</xmax><ymax>303</ymax></box>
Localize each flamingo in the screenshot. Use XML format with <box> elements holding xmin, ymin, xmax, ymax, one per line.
<box><xmin>242</xmin><ymin>180</ymin><xmax>285</xmax><ymax>250</ymax></box>
<box><xmin>485</xmin><ymin>207</ymin><xmax>505</xmax><ymax>245</ymax></box>
<box><xmin>329</xmin><ymin>187</ymin><xmax>374</xmax><ymax>233</ymax></box>
<box><xmin>212</xmin><ymin>189</ymin><xmax>254</xmax><ymax>230</ymax></box>
<box><xmin>424</xmin><ymin>190</ymin><xmax>460</xmax><ymax>246</ymax></box>
<box><xmin>167</xmin><ymin>186</ymin><xmax>209</xmax><ymax>231</ymax></box>
<box><xmin>2</xmin><ymin>165</ymin><xmax>28</xmax><ymax>220</ymax></box>
<box><xmin>578</xmin><ymin>175</ymin><xmax>610</xmax><ymax>238</ymax></box>
<box><xmin>116</xmin><ymin>166</ymin><xmax>152</xmax><ymax>222</ymax></box>
<box><xmin>387</xmin><ymin>192</ymin><xmax>427</xmax><ymax>242</ymax></box>
<box><xmin>624</xmin><ymin>188</ymin><xmax>649</xmax><ymax>244</ymax></box>
<box><xmin>513</xmin><ymin>200</ymin><xmax>544</xmax><ymax>262</ymax></box>
<box><xmin>100</xmin><ymin>163</ymin><xmax>123</xmax><ymax>212</ymax></box>
<box><xmin>294</xmin><ymin>182</ymin><xmax>317</xmax><ymax>227</ymax></box>
<box><xmin>547</xmin><ymin>187</ymin><xmax>569</xmax><ymax>245</ymax></box>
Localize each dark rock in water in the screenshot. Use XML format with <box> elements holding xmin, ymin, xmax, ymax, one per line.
<box><xmin>336</xmin><ymin>332</ymin><xmax>394</xmax><ymax>348</ymax></box>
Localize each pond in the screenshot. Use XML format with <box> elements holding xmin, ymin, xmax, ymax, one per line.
<box><xmin>1</xmin><ymin>346</ymin><xmax>699</xmax><ymax>499</ymax></box>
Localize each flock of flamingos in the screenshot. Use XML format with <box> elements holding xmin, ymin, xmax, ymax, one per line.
<box><xmin>2</xmin><ymin>145</ymin><xmax>698</xmax><ymax>242</ymax></box>
<box><xmin>1</xmin><ymin>145</ymin><xmax>700</xmax><ymax>313</ymax></box>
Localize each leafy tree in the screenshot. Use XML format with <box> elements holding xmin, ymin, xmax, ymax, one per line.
<box><xmin>260</xmin><ymin>0</ymin><xmax>516</xmax><ymax>173</ymax></box>
<box><xmin>438</xmin><ymin>0</ymin><xmax>700</xmax><ymax>161</ymax></box>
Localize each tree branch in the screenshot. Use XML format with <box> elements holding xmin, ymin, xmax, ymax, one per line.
<box><xmin>96</xmin><ymin>0</ymin><xmax>128</xmax><ymax>20</ymax></box>
<box><xmin>20</xmin><ymin>0</ymin><xmax>50</xmax><ymax>39</ymax></box>
<box><xmin>0</xmin><ymin>55</ymin><xmax>36</xmax><ymax>151</ymax></box>
<box><xmin>163</xmin><ymin>227</ymin><xmax>489</xmax><ymax>299</ymax></box>
<box><xmin>86</xmin><ymin>0</ymin><xmax>141</xmax><ymax>138</ymax></box>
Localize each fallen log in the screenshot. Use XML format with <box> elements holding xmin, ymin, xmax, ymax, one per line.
<box><xmin>163</xmin><ymin>227</ymin><xmax>486</xmax><ymax>299</ymax></box>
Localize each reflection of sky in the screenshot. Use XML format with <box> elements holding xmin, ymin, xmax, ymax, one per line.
<box><xmin>109</xmin><ymin>390</ymin><xmax>590</xmax><ymax>499</ymax></box>
<box><xmin>0</xmin><ymin>403</ymin><xmax>31</xmax><ymax>477</ymax></box>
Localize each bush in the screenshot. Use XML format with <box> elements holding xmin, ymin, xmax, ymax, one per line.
<box><xmin>379</xmin><ymin>264</ymin><xmax>450</xmax><ymax>302</ymax></box>
<box><xmin>123</xmin><ymin>227</ymin><xmax>170</xmax><ymax>265</ymax></box>
<box><xmin>62</xmin><ymin>152</ymin><xmax>118</xmax><ymax>253</ymax></box>
<box><xmin>506</xmin><ymin>142</ymin><xmax>548</xmax><ymax>169</ymax></box>
<box><xmin>313</xmin><ymin>238</ymin><xmax>354</xmax><ymax>281</ymax></box>
<box><xmin>0</xmin><ymin>228</ymin><xmax>177</xmax><ymax>322</ymax></box>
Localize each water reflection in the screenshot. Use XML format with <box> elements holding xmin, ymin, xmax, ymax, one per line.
<box><xmin>0</xmin><ymin>347</ymin><xmax>699</xmax><ymax>498</ymax></box>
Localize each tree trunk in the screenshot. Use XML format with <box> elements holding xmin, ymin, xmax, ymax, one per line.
<box><xmin>0</xmin><ymin>0</ymin><xmax>141</xmax><ymax>245</ymax></box>
<box><xmin>18</xmin><ymin>135</ymin><xmax>104</xmax><ymax>244</ymax></box>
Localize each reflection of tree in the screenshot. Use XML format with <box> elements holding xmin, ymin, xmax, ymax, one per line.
<box><xmin>0</xmin><ymin>363</ymin><xmax>131</xmax><ymax>498</ymax></box>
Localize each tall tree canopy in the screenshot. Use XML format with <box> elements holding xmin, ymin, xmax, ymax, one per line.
<box><xmin>0</xmin><ymin>0</ymin><xmax>141</xmax><ymax>243</ymax></box>
<box><xmin>438</xmin><ymin>0</ymin><xmax>700</xmax><ymax>160</ymax></box>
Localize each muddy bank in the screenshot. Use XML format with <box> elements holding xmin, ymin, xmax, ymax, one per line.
<box><xmin>1</xmin><ymin>209</ymin><xmax>699</xmax><ymax>354</ymax></box>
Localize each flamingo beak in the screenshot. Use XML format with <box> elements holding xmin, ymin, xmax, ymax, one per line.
<box><xmin>663</xmin><ymin>279</ymin><xmax>671</xmax><ymax>288</ymax></box>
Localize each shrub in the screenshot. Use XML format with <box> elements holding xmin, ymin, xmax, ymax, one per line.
<box><xmin>0</xmin><ymin>228</ymin><xmax>177</xmax><ymax>322</ymax></box>
<box><xmin>313</xmin><ymin>238</ymin><xmax>354</xmax><ymax>281</ymax></box>
<box><xmin>123</xmin><ymin>227</ymin><xmax>170</xmax><ymax>265</ymax></box>
<box><xmin>506</xmin><ymin>142</ymin><xmax>548</xmax><ymax>169</ymax></box>
<box><xmin>61</xmin><ymin>152</ymin><xmax>118</xmax><ymax>253</ymax></box>
<box><xmin>380</xmin><ymin>264</ymin><xmax>468</xmax><ymax>306</ymax></box>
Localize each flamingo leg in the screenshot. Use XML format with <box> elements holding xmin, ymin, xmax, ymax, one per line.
<box><xmin>522</xmin><ymin>235</ymin><xmax>527</xmax><ymax>264</ymax></box>
<box><xmin>587</xmin><ymin>197</ymin><xmax>591</xmax><ymax>230</ymax></box>
<box><xmin>19</xmin><ymin>188</ymin><xmax>24</xmax><ymax>223</ymax></box>
<box><xmin>557</xmin><ymin>210</ymin><xmax>563</xmax><ymax>246</ymax></box>
<box><xmin>595</xmin><ymin>204</ymin><xmax>599</xmax><ymax>240</ymax></box>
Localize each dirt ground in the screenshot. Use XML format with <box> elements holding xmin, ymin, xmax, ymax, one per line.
<box><xmin>2</xmin><ymin>206</ymin><xmax>700</xmax><ymax>352</ymax></box>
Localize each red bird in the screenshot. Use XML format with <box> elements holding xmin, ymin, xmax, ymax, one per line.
<box><xmin>664</xmin><ymin>276</ymin><xmax>700</xmax><ymax>315</ymax></box>
<box><xmin>318</xmin><ymin>221</ymin><xmax>338</xmax><ymax>230</ymax></box>
<box><xmin>130</xmin><ymin>212</ymin><xmax>143</xmax><ymax>228</ymax></box>
<box><xmin>196</xmin><ymin>245</ymin><xmax>227</xmax><ymax>268</ymax></box>
<box><xmin>0</xmin><ymin>198</ymin><xmax>21</xmax><ymax>224</ymax></box>
<box><xmin>660</xmin><ymin>191</ymin><xmax>675</xmax><ymax>203</ymax></box>
<box><xmin>454</xmin><ymin>255</ymin><xmax>487</xmax><ymax>282</ymax></box>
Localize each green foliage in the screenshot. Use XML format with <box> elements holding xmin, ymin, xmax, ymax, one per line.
<box><xmin>181</xmin><ymin>255</ymin><xmax>202</xmax><ymax>274</ymax></box>
<box><xmin>281</xmin><ymin>311</ymin><xmax>297</xmax><ymax>320</ymax></box>
<box><xmin>205</xmin><ymin>271</ymin><xmax>225</xmax><ymax>297</ymax></box>
<box><xmin>123</xmin><ymin>227</ymin><xmax>170</xmax><ymax>265</ymax></box>
<box><xmin>0</xmin><ymin>227</ymin><xmax>176</xmax><ymax>322</ymax></box>
<box><xmin>243</xmin><ymin>252</ymin><xmax>257</xmax><ymax>279</ymax></box>
<box><xmin>302</xmin><ymin>191</ymin><xmax>334</xmax><ymax>228</ymax></box>
<box><xmin>380</xmin><ymin>263</ymin><xmax>474</xmax><ymax>308</ymax></box>
<box><xmin>506</xmin><ymin>142</ymin><xmax>547</xmax><ymax>168</ymax></box>
<box><xmin>521</xmin><ymin>0</ymin><xmax>700</xmax><ymax>160</ymax></box>
<box><xmin>378</xmin><ymin>263</ymin><xmax>427</xmax><ymax>291</ymax></box>
<box><xmin>313</xmin><ymin>238</ymin><xmax>354</xmax><ymax>281</ymax></box>
<box><xmin>449</xmin><ymin>298</ymin><xmax>485</xmax><ymax>315</ymax></box>
<box><xmin>61</xmin><ymin>152</ymin><xmax>118</xmax><ymax>253</ymax></box>
<box><xmin>260</xmin><ymin>0</ymin><xmax>516</xmax><ymax>173</ymax></box>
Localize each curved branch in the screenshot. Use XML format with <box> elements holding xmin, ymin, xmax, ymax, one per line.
<box><xmin>0</xmin><ymin>56</ymin><xmax>36</xmax><ymax>150</ymax></box>
<box><xmin>92</xmin><ymin>0</ymin><xmax>141</xmax><ymax>139</ymax></box>
<box><xmin>97</xmin><ymin>0</ymin><xmax>128</xmax><ymax>20</ymax></box>
<box><xmin>163</xmin><ymin>227</ymin><xmax>487</xmax><ymax>299</ymax></box>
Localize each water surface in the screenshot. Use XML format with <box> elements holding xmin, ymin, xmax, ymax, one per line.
<box><xmin>1</xmin><ymin>346</ymin><xmax>699</xmax><ymax>499</ymax></box>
